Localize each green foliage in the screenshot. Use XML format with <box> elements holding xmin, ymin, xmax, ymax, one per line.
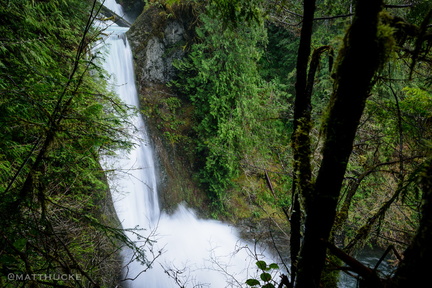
<box><xmin>0</xmin><ymin>0</ymin><xmax>140</xmax><ymax>286</ymax></box>
<box><xmin>401</xmin><ymin>86</ymin><xmax>432</xmax><ymax>118</ymax></box>
<box><xmin>258</xmin><ymin>23</ymin><xmax>298</xmax><ymax>85</ymax></box>
<box><xmin>209</xmin><ymin>0</ymin><xmax>264</xmax><ymax>27</ymax></box>
<box><xmin>172</xmin><ymin>5</ymin><xmax>261</xmax><ymax>204</ymax></box>
<box><xmin>172</xmin><ymin>4</ymin><xmax>290</xmax><ymax>210</ymax></box>
<box><xmin>246</xmin><ymin>260</ymin><xmax>280</xmax><ymax>288</ymax></box>
<box><xmin>321</xmin><ymin>254</ymin><xmax>342</xmax><ymax>288</ymax></box>
<box><xmin>377</xmin><ymin>11</ymin><xmax>399</xmax><ymax>69</ymax></box>
<box><xmin>155</xmin><ymin>96</ymin><xmax>189</xmax><ymax>144</ymax></box>
<box><xmin>316</xmin><ymin>0</ymin><xmax>353</xmax><ymax>16</ymax></box>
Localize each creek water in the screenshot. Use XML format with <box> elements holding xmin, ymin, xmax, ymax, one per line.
<box><xmin>98</xmin><ymin>2</ymin><xmax>274</xmax><ymax>287</ymax></box>
<box><xmin>338</xmin><ymin>247</ymin><xmax>395</xmax><ymax>288</ymax></box>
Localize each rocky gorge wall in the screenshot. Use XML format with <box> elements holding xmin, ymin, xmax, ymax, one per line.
<box><xmin>126</xmin><ymin>4</ymin><xmax>209</xmax><ymax>214</ymax></box>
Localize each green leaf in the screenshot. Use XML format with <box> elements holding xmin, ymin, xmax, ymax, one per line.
<box><xmin>268</xmin><ymin>263</ymin><xmax>279</xmax><ymax>270</ymax></box>
<box><xmin>13</xmin><ymin>238</ymin><xmax>27</xmax><ymax>251</ymax></box>
<box><xmin>256</xmin><ymin>260</ymin><xmax>268</xmax><ymax>270</ymax></box>
<box><xmin>260</xmin><ymin>272</ymin><xmax>272</xmax><ymax>282</ymax></box>
<box><xmin>246</xmin><ymin>279</ymin><xmax>260</xmax><ymax>286</ymax></box>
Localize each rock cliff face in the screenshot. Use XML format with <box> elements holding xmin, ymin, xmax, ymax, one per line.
<box><xmin>146</xmin><ymin>22</ymin><xmax>186</xmax><ymax>82</ymax></box>
<box><xmin>127</xmin><ymin>5</ymin><xmax>192</xmax><ymax>84</ymax></box>
<box><xmin>117</xmin><ymin>0</ymin><xmax>145</xmax><ymax>20</ymax></box>
<box><xmin>126</xmin><ymin>4</ymin><xmax>208</xmax><ymax>213</ymax></box>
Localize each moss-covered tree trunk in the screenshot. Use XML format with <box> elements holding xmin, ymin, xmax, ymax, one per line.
<box><xmin>295</xmin><ymin>0</ymin><xmax>384</xmax><ymax>287</ymax></box>
<box><xmin>290</xmin><ymin>0</ymin><xmax>316</xmax><ymax>284</ymax></box>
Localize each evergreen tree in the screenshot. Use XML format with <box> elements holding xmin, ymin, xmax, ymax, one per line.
<box><xmin>173</xmin><ymin>3</ymin><xmax>273</xmax><ymax>207</ymax></box>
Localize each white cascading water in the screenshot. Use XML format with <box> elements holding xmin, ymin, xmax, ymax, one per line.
<box><xmin>103</xmin><ymin>0</ymin><xmax>131</xmax><ymax>23</ymax></box>
<box><xmin>99</xmin><ymin>2</ymin><xmax>275</xmax><ymax>287</ymax></box>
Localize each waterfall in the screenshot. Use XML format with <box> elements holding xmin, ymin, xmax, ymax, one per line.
<box><xmin>97</xmin><ymin>9</ymin><xmax>275</xmax><ymax>288</ymax></box>
<box><xmin>102</xmin><ymin>0</ymin><xmax>131</xmax><ymax>23</ymax></box>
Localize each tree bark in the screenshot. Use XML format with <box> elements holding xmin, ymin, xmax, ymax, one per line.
<box><xmin>290</xmin><ymin>0</ymin><xmax>316</xmax><ymax>283</ymax></box>
<box><xmin>295</xmin><ymin>0</ymin><xmax>384</xmax><ymax>287</ymax></box>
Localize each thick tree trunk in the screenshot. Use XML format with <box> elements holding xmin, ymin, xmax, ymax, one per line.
<box><xmin>292</xmin><ymin>0</ymin><xmax>315</xmax><ymax>205</ymax></box>
<box><xmin>295</xmin><ymin>0</ymin><xmax>383</xmax><ymax>287</ymax></box>
<box><xmin>290</xmin><ymin>0</ymin><xmax>316</xmax><ymax>283</ymax></box>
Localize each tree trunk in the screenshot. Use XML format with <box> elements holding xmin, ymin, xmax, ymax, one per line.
<box><xmin>295</xmin><ymin>0</ymin><xmax>384</xmax><ymax>287</ymax></box>
<box><xmin>290</xmin><ymin>0</ymin><xmax>316</xmax><ymax>283</ymax></box>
